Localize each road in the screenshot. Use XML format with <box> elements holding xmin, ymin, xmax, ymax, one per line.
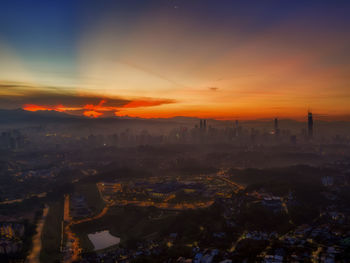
<box><xmin>64</xmin><ymin>194</ymin><xmax>71</xmax><ymax>222</ymax></box>
<box><xmin>113</xmin><ymin>199</ymin><xmax>214</xmax><ymax>210</ymax></box>
<box><xmin>26</xmin><ymin>205</ymin><xmax>49</xmax><ymax>263</ymax></box>
<box><xmin>209</xmin><ymin>172</ymin><xmax>245</xmax><ymax>194</ymax></box>
<box><xmin>0</xmin><ymin>192</ymin><xmax>47</xmax><ymax>205</ymax></box>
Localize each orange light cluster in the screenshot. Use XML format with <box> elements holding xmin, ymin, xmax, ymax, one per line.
<box><xmin>83</xmin><ymin>99</ymin><xmax>107</xmax><ymax>111</ymax></box>
<box><xmin>23</xmin><ymin>103</ymin><xmax>108</xmax><ymax>118</ymax></box>
<box><xmin>23</xmin><ymin>104</ymin><xmax>69</xmax><ymax>112</ymax></box>
<box><xmin>82</xmin><ymin>100</ymin><xmax>110</xmax><ymax>118</ymax></box>
<box><xmin>83</xmin><ymin>110</ymin><xmax>103</xmax><ymax>118</ymax></box>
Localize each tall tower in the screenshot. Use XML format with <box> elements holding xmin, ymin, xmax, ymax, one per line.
<box><xmin>235</xmin><ymin>120</ymin><xmax>240</xmax><ymax>137</ymax></box>
<box><xmin>308</xmin><ymin>111</ymin><xmax>313</xmax><ymax>138</ymax></box>
<box><xmin>200</xmin><ymin>119</ymin><xmax>203</xmax><ymax>129</ymax></box>
<box><xmin>274</xmin><ymin>118</ymin><xmax>280</xmax><ymax>136</ymax></box>
<box><xmin>203</xmin><ymin>119</ymin><xmax>207</xmax><ymax>129</ymax></box>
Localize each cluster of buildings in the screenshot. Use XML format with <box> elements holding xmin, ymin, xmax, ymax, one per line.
<box><xmin>78</xmin><ymin>242</ymin><xmax>236</xmax><ymax>263</ymax></box>
<box><xmin>175</xmin><ymin>112</ymin><xmax>315</xmax><ymax>146</ymax></box>
<box><xmin>78</xmin><ymin>242</ymin><xmax>163</xmax><ymax>263</ymax></box>
<box><xmin>0</xmin><ymin>130</ymin><xmax>25</xmax><ymax>150</ymax></box>
<box><xmin>98</xmin><ymin>175</ymin><xmax>232</xmax><ymax>210</ymax></box>
<box><xmin>257</xmin><ymin>221</ymin><xmax>350</xmax><ymax>262</ymax></box>
<box><xmin>0</xmin><ymin>223</ymin><xmax>25</xmax><ymax>254</ymax></box>
<box><xmin>16</xmin><ymin>167</ymin><xmax>59</xmax><ymax>180</ymax></box>
<box><xmin>10</xmin><ymin>112</ymin><xmax>320</xmax><ymax>151</ymax></box>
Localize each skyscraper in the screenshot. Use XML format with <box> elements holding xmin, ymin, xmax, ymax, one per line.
<box><xmin>308</xmin><ymin>112</ymin><xmax>313</xmax><ymax>138</ymax></box>
<box><xmin>235</xmin><ymin>120</ymin><xmax>240</xmax><ymax>137</ymax></box>
<box><xmin>274</xmin><ymin>118</ymin><xmax>280</xmax><ymax>136</ymax></box>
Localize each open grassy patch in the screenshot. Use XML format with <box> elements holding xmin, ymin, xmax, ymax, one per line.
<box><xmin>40</xmin><ymin>201</ymin><xmax>63</xmax><ymax>263</ymax></box>
<box><xmin>74</xmin><ymin>183</ymin><xmax>105</xmax><ymax>215</ymax></box>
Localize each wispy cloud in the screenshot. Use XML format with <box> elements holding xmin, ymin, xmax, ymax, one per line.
<box><xmin>208</xmin><ymin>87</ymin><xmax>219</xmax><ymax>91</ymax></box>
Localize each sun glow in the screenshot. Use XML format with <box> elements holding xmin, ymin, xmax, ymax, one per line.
<box><xmin>22</xmin><ymin>98</ymin><xmax>177</xmax><ymax>118</ymax></box>
<box><xmin>23</xmin><ymin>104</ymin><xmax>76</xmax><ymax>112</ymax></box>
<box><xmin>83</xmin><ymin>110</ymin><xmax>103</xmax><ymax>118</ymax></box>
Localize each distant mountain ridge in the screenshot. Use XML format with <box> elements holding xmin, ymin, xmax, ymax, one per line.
<box><xmin>0</xmin><ymin>109</ymin><xmax>349</xmax><ymax>127</ymax></box>
<box><xmin>0</xmin><ymin>109</ymin><xmax>81</xmax><ymax>123</ymax></box>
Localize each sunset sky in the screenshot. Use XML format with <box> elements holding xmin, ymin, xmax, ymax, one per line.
<box><xmin>0</xmin><ymin>0</ymin><xmax>350</xmax><ymax>120</ymax></box>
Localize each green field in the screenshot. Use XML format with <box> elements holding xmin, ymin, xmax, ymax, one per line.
<box><xmin>40</xmin><ymin>201</ymin><xmax>63</xmax><ymax>263</ymax></box>
<box><xmin>74</xmin><ymin>183</ymin><xmax>105</xmax><ymax>215</ymax></box>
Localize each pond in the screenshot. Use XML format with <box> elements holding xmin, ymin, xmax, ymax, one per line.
<box><xmin>88</xmin><ymin>230</ymin><xmax>121</xmax><ymax>251</ymax></box>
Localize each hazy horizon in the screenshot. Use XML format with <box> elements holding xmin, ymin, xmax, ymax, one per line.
<box><xmin>2</xmin><ymin>2</ymin><xmax>350</xmax><ymax>263</ymax></box>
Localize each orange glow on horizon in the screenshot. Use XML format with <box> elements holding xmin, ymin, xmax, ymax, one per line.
<box><xmin>83</xmin><ymin>110</ymin><xmax>103</xmax><ymax>118</ymax></box>
<box><xmin>83</xmin><ymin>99</ymin><xmax>107</xmax><ymax>111</ymax></box>
<box><xmin>21</xmin><ymin>103</ymin><xmax>350</xmax><ymax>121</ymax></box>
<box><xmin>21</xmin><ymin>98</ymin><xmax>177</xmax><ymax>118</ymax></box>
<box><xmin>23</xmin><ymin>104</ymin><xmax>72</xmax><ymax>112</ymax></box>
<box><xmin>122</xmin><ymin>100</ymin><xmax>173</xmax><ymax>108</ymax></box>
<box><xmin>23</xmin><ymin>100</ymin><xmax>118</xmax><ymax>118</ymax></box>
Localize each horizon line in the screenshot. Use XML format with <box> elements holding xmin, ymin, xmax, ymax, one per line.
<box><xmin>1</xmin><ymin>108</ymin><xmax>350</xmax><ymax>122</ymax></box>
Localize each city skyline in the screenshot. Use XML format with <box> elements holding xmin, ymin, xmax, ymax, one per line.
<box><xmin>2</xmin><ymin>2</ymin><xmax>350</xmax><ymax>262</ymax></box>
<box><xmin>1</xmin><ymin>0</ymin><xmax>350</xmax><ymax>120</ymax></box>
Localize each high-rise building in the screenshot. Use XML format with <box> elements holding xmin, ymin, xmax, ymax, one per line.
<box><xmin>274</xmin><ymin>118</ymin><xmax>278</xmax><ymax>130</ymax></box>
<box><xmin>274</xmin><ymin>118</ymin><xmax>280</xmax><ymax>136</ymax></box>
<box><xmin>308</xmin><ymin>111</ymin><xmax>313</xmax><ymax>138</ymax></box>
<box><xmin>235</xmin><ymin>120</ymin><xmax>241</xmax><ymax>137</ymax></box>
<box><xmin>203</xmin><ymin>119</ymin><xmax>207</xmax><ymax>129</ymax></box>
